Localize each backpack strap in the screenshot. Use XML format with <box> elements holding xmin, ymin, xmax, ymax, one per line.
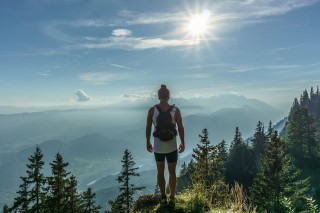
<box><xmin>155</xmin><ymin>104</ymin><xmax>175</xmax><ymax>113</ymax></box>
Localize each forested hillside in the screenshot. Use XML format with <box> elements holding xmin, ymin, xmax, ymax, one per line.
<box><xmin>2</xmin><ymin>87</ymin><xmax>320</xmax><ymax>213</ymax></box>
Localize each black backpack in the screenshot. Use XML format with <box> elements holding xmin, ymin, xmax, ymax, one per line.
<box><xmin>153</xmin><ymin>105</ymin><xmax>177</xmax><ymax>141</ymax></box>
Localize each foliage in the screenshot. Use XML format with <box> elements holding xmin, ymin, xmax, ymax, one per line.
<box><xmin>5</xmin><ymin>146</ymin><xmax>100</xmax><ymax>213</ymax></box>
<box><xmin>109</xmin><ymin>149</ymin><xmax>145</xmax><ymax>213</ymax></box>
<box><xmin>192</xmin><ymin>128</ymin><xmax>214</xmax><ymax>186</ymax></box>
<box><xmin>46</xmin><ymin>153</ymin><xmax>71</xmax><ymax>213</ymax></box>
<box><xmin>250</xmin><ymin>131</ymin><xmax>311</xmax><ymax>212</ymax></box>
<box><xmin>226</xmin><ymin>127</ymin><xmax>255</xmax><ymax>190</ymax></box>
<box><xmin>81</xmin><ymin>187</ymin><xmax>101</xmax><ymax>213</ymax></box>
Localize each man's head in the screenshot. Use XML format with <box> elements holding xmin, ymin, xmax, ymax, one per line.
<box><xmin>158</xmin><ymin>84</ymin><xmax>170</xmax><ymax>100</ymax></box>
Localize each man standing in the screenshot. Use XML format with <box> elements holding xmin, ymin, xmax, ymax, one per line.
<box><xmin>146</xmin><ymin>84</ymin><xmax>185</xmax><ymax>207</ymax></box>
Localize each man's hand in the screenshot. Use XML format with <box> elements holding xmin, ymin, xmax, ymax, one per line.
<box><xmin>146</xmin><ymin>142</ymin><xmax>153</xmax><ymax>153</ymax></box>
<box><xmin>179</xmin><ymin>143</ymin><xmax>185</xmax><ymax>153</ymax></box>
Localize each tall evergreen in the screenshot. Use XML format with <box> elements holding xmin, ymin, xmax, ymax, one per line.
<box><xmin>213</xmin><ymin>140</ymin><xmax>228</xmax><ymax>181</ymax></box>
<box><xmin>226</xmin><ymin>127</ymin><xmax>254</xmax><ymax>189</ymax></box>
<box><xmin>267</xmin><ymin>120</ymin><xmax>273</xmax><ymax>141</ymax></box>
<box><xmin>109</xmin><ymin>149</ymin><xmax>144</xmax><ymax>213</ymax></box>
<box><xmin>65</xmin><ymin>175</ymin><xmax>82</xmax><ymax>213</ymax></box>
<box><xmin>250</xmin><ymin>131</ymin><xmax>310</xmax><ymax>212</ymax></box>
<box><xmin>11</xmin><ymin>177</ymin><xmax>30</xmax><ymax>212</ymax></box>
<box><xmin>2</xmin><ymin>204</ymin><xmax>10</xmax><ymax>213</ymax></box>
<box><xmin>251</xmin><ymin>121</ymin><xmax>267</xmax><ymax>158</ymax></box>
<box><xmin>176</xmin><ymin>159</ymin><xmax>196</xmax><ymax>192</ymax></box>
<box><xmin>192</xmin><ymin>128</ymin><xmax>214</xmax><ymax>185</ymax></box>
<box><xmin>81</xmin><ymin>187</ymin><xmax>101</xmax><ymax>213</ymax></box>
<box><xmin>46</xmin><ymin>153</ymin><xmax>71</xmax><ymax>213</ymax></box>
<box><xmin>287</xmin><ymin>107</ymin><xmax>319</xmax><ymax>167</ymax></box>
<box><xmin>26</xmin><ymin>145</ymin><xmax>46</xmax><ymax>213</ymax></box>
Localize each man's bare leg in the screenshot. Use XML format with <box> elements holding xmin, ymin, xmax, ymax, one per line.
<box><xmin>156</xmin><ymin>161</ymin><xmax>166</xmax><ymax>195</ymax></box>
<box><xmin>168</xmin><ymin>162</ymin><xmax>177</xmax><ymax>199</ymax></box>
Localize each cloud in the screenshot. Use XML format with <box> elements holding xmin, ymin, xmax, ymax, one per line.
<box><xmin>112</xmin><ymin>29</ymin><xmax>132</xmax><ymax>37</ymax></box>
<box><xmin>42</xmin><ymin>0</ymin><xmax>317</xmax><ymax>51</ymax></box>
<box><xmin>37</xmin><ymin>70</ymin><xmax>51</xmax><ymax>76</ymax></box>
<box><xmin>76</xmin><ymin>37</ymin><xmax>199</xmax><ymax>50</ymax></box>
<box><xmin>121</xmin><ymin>92</ymin><xmax>155</xmax><ymax>101</ymax></box>
<box><xmin>79</xmin><ymin>71</ymin><xmax>131</xmax><ymax>85</ymax></box>
<box><xmin>76</xmin><ymin>89</ymin><xmax>91</xmax><ymax>101</ymax></box>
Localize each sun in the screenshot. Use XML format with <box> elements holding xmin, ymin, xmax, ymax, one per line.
<box><xmin>186</xmin><ymin>10</ymin><xmax>211</xmax><ymax>39</ymax></box>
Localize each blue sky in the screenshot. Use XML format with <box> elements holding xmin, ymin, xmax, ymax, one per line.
<box><xmin>1</xmin><ymin>0</ymin><xmax>320</xmax><ymax>110</ymax></box>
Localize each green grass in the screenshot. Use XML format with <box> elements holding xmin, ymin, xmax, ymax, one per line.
<box><xmin>133</xmin><ymin>193</ymin><xmax>227</xmax><ymax>213</ymax></box>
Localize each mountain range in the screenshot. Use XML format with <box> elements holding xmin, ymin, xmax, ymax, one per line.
<box><xmin>0</xmin><ymin>94</ymin><xmax>287</xmax><ymax>209</ymax></box>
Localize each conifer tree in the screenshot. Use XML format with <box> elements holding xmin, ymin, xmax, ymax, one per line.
<box><xmin>288</xmin><ymin>98</ymin><xmax>300</xmax><ymax>122</ymax></box>
<box><xmin>300</xmin><ymin>89</ymin><xmax>310</xmax><ymax>108</ymax></box>
<box><xmin>11</xmin><ymin>176</ymin><xmax>30</xmax><ymax>212</ymax></box>
<box><xmin>226</xmin><ymin>127</ymin><xmax>254</xmax><ymax>189</ymax></box>
<box><xmin>251</xmin><ymin>121</ymin><xmax>267</xmax><ymax>157</ymax></box>
<box><xmin>2</xmin><ymin>204</ymin><xmax>10</xmax><ymax>213</ymax></box>
<box><xmin>192</xmin><ymin>128</ymin><xmax>214</xmax><ymax>185</ymax></box>
<box><xmin>46</xmin><ymin>153</ymin><xmax>70</xmax><ymax>213</ymax></box>
<box><xmin>81</xmin><ymin>187</ymin><xmax>101</xmax><ymax>213</ymax></box>
<box><xmin>176</xmin><ymin>159</ymin><xmax>196</xmax><ymax>192</ymax></box>
<box><xmin>266</xmin><ymin>120</ymin><xmax>273</xmax><ymax>141</ymax></box>
<box><xmin>212</xmin><ymin>140</ymin><xmax>228</xmax><ymax>181</ymax></box>
<box><xmin>287</xmin><ymin>107</ymin><xmax>319</xmax><ymax>167</ymax></box>
<box><xmin>179</xmin><ymin>161</ymin><xmax>187</xmax><ymax>176</ymax></box>
<box><xmin>26</xmin><ymin>145</ymin><xmax>46</xmax><ymax>213</ymax></box>
<box><xmin>250</xmin><ymin>131</ymin><xmax>310</xmax><ymax>212</ymax></box>
<box><xmin>109</xmin><ymin>149</ymin><xmax>144</xmax><ymax>213</ymax></box>
<box><xmin>65</xmin><ymin>175</ymin><xmax>82</xmax><ymax>213</ymax></box>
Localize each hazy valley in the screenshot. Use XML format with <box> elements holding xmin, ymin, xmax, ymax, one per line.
<box><xmin>0</xmin><ymin>94</ymin><xmax>287</xmax><ymax>210</ymax></box>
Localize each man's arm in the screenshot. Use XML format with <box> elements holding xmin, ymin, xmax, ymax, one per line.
<box><xmin>146</xmin><ymin>107</ymin><xmax>154</xmax><ymax>152</ymax></box>
<box><xmin>175</xmin><ymin>108</ymin><xmax>185</xmax><ymax>153</ymax></box>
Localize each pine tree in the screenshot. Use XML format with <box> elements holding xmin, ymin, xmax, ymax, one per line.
<box><xmin>251</xmin><ymin>121</ymin><xmax>267</xmax><ymax>173</ymax></box>
<box><xmin>65</xmin><ymin>175</ymin><xmax>82</xmax><ymax>213</ymax></box>
<box><xmin>288</xmin><ymin>98</ymin><xmax>300</xmax><ymax>122</ymax></box>
<box><xmin>300</xmin><ymin>89</ymin><xmax>310</xmax><ymax>108</ymax></box>
<box><xmin>109</xmin><ymin>149</ymin><xmax>144</xmax><ymax>213</ymax></box>
<box><xmin>192</xmin><ymin>128</ymin><xmax>214</xmax><ymax>185</ymax></box>
<box><xmin>26</xmin><ymin>145</ymin><xmax>46</xmax><ymax>213</ymax></box>
<box><xmin>2</xmin><ymin>204</ymin><xmax>10</xmax><ymax>213</ymax></box>
<box><xmin>81</xmin><ymin>187</ymin><xmax>101</xmax><ymax>213</ymax></box>
<box><xmin>250</xmin><ymin>131</ymin><xmax>310</xmax><ymax>212</ymax></box>
<box><xmin>176</xmin><ymin>159</ymin><xmax>196</xmax><ymax>192</ymax></box>
<box><xmin>11</xmin><ymin>176</ymin><xmax>30</xmax><ymax>212</ymax></box>
<box><xmin>179</xmin><ymin>161</ymin><xmax>187</xmax><ymax>176</ymax></box>
<box><xmin>251</xmin><ymin>121</ymin><xmax>267</xmax><ymax>157</ymax></box>
<box><xmin>287</xmin><ymin>107</ymin><xmax>319</xmax><ymax>167</ymax></box>
<box><xmin>226</xmin><ymin>127</ymin><xmax>254</xmax><ymax>189</ymax></box>
<box><xmin>46</xmin><ymin>153</ymin><xmax>70</xmax><ymax>213</ymax></box>
<box><xmin>267</xmin><ymin>120</ymin><xmax>273</xmax><ymax>141</ymax></box>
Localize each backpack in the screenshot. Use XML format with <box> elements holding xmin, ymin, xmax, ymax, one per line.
<box><xmin>153</xmin><ymin>105</ymin><xmax>177</xmax><ymax>141</ymax></box>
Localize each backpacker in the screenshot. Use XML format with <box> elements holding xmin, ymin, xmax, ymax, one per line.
<box><xmin>153</xmin><ymin>105</ymin><xmax>177</xmax><ymax>141</ymax></box>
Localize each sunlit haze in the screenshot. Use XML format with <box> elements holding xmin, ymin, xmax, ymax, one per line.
<box><xmin>1</xmin><ymin>0</ymin><xmax>320</xmax><ymax>111</ymax></box>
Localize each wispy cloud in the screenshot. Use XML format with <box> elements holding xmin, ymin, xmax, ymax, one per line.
<box><xmin>109</xmin><ymin>63</ymin><xmax>146</xmax><ymax>73</ymax></box>
<box><xmin>229</xmin><ymin>64</ymin><xmax>301</xmax><ymax>73</ymax></box>
<box><xmin>183</xmin><ymin>73</ymin><xmax>211</xmax><ymax>79</ymax></box>
<box><xmin>270</xmin><ymin>44</ymin><xmax>306</xmax><ymax>53</ymax></box>
<box><xmin>75</xmin><ymin>36</ymin><xmax>199</xmax><ymax>50</ymax></box>
<box><xmin>41</xmin><ymin>0</ymin><xmax>318</xmax><ymax>51</ymax></box>
<box><xmin>79</xmin><ymin>71</ymin><xmax>132</xmax><ymax>85</ymax></box>
<box><xmin>37</xmin><ymin>70</ymin><xmax>51</xmax><ymax>76</ymax></box>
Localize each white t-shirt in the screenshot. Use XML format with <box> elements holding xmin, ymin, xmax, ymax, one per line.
<box><xmin>152</xmin><ymin>105</ymin><xmax>178</xmax><ymax>154</ymax></box>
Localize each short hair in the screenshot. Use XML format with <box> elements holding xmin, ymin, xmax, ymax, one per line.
<box><xmin>158</xmin><ymin>84</ymin><xmax>170</xmax><ymax>99</ymax></box>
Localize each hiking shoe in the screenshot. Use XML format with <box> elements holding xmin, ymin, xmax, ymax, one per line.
<box><xmin>168</xmin><ymin>197</ymin><xmax>175</xmax><ymax>208</ymax></box>
<box><xmin>160</xmin><ymin>195</ymin><xmax>168</xmax><ymax>206</ymax></box>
